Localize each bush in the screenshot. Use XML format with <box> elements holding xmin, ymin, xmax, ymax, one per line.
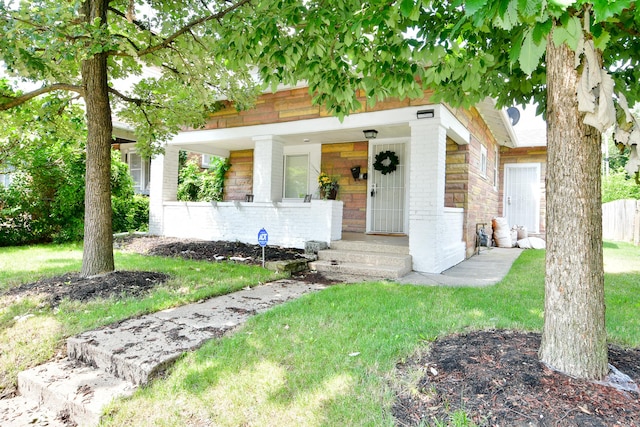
<box><xmin>177</xmin><ymin>156</ymin><xmax>231</xmax><ymax>202</ymax></box>
<box><xmin>0</xmin><ymin>148</ymin><xmax>149</xmax><ymax>246</ymax></box>
<box><xmin>602</xmin><ymin>168</ymin><xmax>640</xmax><ymax>203</ymax></box>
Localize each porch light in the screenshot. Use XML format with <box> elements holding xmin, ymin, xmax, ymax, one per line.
<box><xmin>416</xmin><ymin>109</ymin><xmax>435</xmax><ymax>119</ymax></box>
<box><xmin>363</xmin><ymin>129</ymin><xmax>378</xmax><ymax>139</ymax></box>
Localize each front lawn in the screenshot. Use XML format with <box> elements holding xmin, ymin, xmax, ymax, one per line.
<box><xmin>0</xmin><ymin>243</ymin><xmax>281</xmax><ymax>396</ymax></box>
<box><xmin>1</xmin><ymin>241</ymin><xmax>638</xmax><ymax>425</ymax></box>
<box><xmin>103</xmin><ymin>243</ymin><xmax>640</xmax><ymax>426</ymax></box>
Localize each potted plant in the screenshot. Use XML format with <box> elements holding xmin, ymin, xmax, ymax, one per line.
<box><xmin>317</xmin><ymin>172</ymin><xmax>339</xmax><ymax>200</ymax></box>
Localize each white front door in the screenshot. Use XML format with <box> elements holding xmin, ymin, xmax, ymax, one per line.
<box><xmin>504</xmin><ymin>163</ymin><xmax>541</xmax><ymax>233</ymax></box>
<box><xmin>367</xmin><ymin>141</ymin><xmax>407</xmax><ymax>234</ymax></box>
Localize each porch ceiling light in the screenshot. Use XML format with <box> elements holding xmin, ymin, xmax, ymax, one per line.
<box><xmin>417</xmin><ymin>109</ymin><xmax>435</xmax><ymax>119</ymax></box>
<box><xmin>363</xmin><ymin>129</ymin><xmax>378</xmax><ymax>139</ymax></box>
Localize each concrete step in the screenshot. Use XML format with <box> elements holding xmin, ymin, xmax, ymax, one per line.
<box><xmin>0</xmin><ymin>394</ymin><xmax>67</xmax><ymax>427</ymax></box>
<box><xmin>4</xmin><ymin>280</ymin><xmax>327</xmax><ymax>427</ymax></box>
<box><xmin>67</xmin><ymin>315</ymin><xmax>219</xmax><ymax>386</ymax></box>
<box><xmin>309</xmin><ymin>260</ymin><xmax>411</xmax><ymax>279</ymax></box>
<box><xmin>317</xmin><ymin>249</ymin><xmax>412</xmax><ymax>269</ymax></box>
<box><xmin>330</xmin><ymin>239</ymin><xmax>409</xmax><ymax>255</ymax></box>
<box><xmin>17</xmin><ymin>359</ymin><xmax>135</xmax><ymax>427</ymax></box>
<box><xmin>67</xmin><ymin>280</ymin><xmax>327</xmax><ymax>385</ymax></box>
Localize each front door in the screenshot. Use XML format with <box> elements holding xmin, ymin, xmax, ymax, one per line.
<box><xmin>367</xmin><ymin>141</ymin><xmax>407</xmax><ymax>234</ymax></box>
<box><xmin>504</xmin><ymin>163</ymin><xmax>541</xmax><ymax>233</ymax></box>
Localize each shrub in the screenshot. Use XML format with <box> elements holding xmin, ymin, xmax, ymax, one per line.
<box><xmin>177</xmin><ymin>156</ymin><xmax>231</xmax><ymax>202</ymax></box>
<box><xmin>602</xmin><ymin>168</ymin><xmax>640</xmax><ymax>203</ymax></box>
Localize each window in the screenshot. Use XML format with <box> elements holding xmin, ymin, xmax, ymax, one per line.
<box><xmin>493</xmin><ymin>145</ymin><xmax>500</xmax><ymax>189</ymax></box>
<box><xmin>283</xmin><ymin>154</ymin><xmax>309</xmax><ymax>198</ymax></box>
<box><xmin>201</xmin><ymin>154</ymin><xmax>212</xmax><ymax>168</ymax></box>
<box><xmin>0</xmin><ymin>166</ymin><xmax>15</xmax><ymax>187</ymax></box>
<box><xmin>127</xmin><ymin>152</ymin><xmax>150</xmax><ymax>195</ymax></box>
<box><xmin>480</xmin><ymin>145</ymin><xmax>488</xmax><ymax>177</ymax></box>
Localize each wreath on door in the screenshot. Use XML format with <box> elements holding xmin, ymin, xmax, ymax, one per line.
<box><xmin>373</xmin><ymin>150</ymin><xmax>399</xmax><ymax>175</ymax></box>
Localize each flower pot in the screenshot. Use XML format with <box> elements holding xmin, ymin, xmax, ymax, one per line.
<box><xmin>321</xmin><ymin>189</ymin><xmax>337</xmax><ymax>200</ymax></box>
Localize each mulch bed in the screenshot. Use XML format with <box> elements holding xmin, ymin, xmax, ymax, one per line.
<box><xmin>116</xmin><ymin>235</ymin><xmax>306</xmax><ymax>264</ymax></box>
<box><xmin>3</xmin><ymin>271</ymin><xmax>170</xmax><ymax>308</ymax></box>
<box><xmin>393</xmin><ymin>330</ymin><xmax>640</xmax><ymax>426</ymax></box>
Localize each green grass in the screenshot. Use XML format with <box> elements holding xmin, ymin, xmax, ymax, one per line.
<box><xmin>0</xmin><ymin>244</ymin><xmax>282</xmax><ymax>394</ymax></box>
<box><xmin>102</xmin><ymin>244</ymin><xmax>640</xmax><ymax>426</ymax></box>
<box><xmin>1</xmin><ymin>241</ymin><xmax>638</xmax><ymax>425</ymax></box>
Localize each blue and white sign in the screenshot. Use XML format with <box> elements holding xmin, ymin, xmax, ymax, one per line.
<box><xmin>257</xmin><ymin>228</ymin><xmax>269</xmax><ymax>247</ymax></box>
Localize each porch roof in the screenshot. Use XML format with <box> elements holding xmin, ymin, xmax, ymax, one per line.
<box><xmin>166</xmin><ymin>104</ymin><xmax>471</xmax><ymax>157</ymax></box>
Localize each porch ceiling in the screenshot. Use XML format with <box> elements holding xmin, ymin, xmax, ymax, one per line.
<box><xmin>174</xmin><ymin>122</ymin><xmax>410</xmax><ymax>155</ymax></box>
<box><xmin>169</xmin><ymin>107</ymin><xmax>424</xmax><ymax>156</ymax></box>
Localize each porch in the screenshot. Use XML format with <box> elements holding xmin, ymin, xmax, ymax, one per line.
<box><xmin>149</xmin><ymin>103</ymin><xmax>473</xmax><ymax>273</ymax></box>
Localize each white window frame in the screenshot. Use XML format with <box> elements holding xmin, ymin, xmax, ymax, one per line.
<box><xmin>0</xmin><ymin>166</ymin><xmax>14</xmax><ymax>187</ymax></box>
<box><xmin>493</xmin><ymin>145</ymin><xmax>499</xmax><ymax>189</ymax></box>
<box><xmin>480</xmin><ymin>144</ymin><xmax>488</xmax><ymax>178</ymax></box>
<box><xmin>282</xmin><ymin>144</ymin><xmax>321</xmax><ymax>200</ymax></box>
<box><xmin>283</xmin><ymin>153</ymin><xmax>310</xmax><ymax>199</ymax></box>
<box><xmin>126</xmin><ymin>150</ymin><xmax>151</xmax><ymax>195</ymax></box>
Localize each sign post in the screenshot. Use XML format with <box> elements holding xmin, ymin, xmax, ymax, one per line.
<box><xmin>257</xmin><ymin>228</ymin><xmax>268</xmax><ymax>267</ymax></box>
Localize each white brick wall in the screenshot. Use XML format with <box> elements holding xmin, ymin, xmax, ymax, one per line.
<box><xmin>149</xmin><ymin>145</ymin><xmax>179</xmax><ymax>235</ymax></box>
<box><xmin>253</xmin><ymin>136</ymin><xmax>284</xmax><ymax>202</ymax></box>
<box><xmin>159</xmin><ymin>200</ymin><xmax>343</xmax><ymax>249</ymax></box>
<box><xmin>408</xmin><ymin>120</ymin><xmax>465</xmax><ymax>273</ymax></box>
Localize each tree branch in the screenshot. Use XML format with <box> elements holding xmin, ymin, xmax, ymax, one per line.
<box><xmin>108</xmin><ymin>86</ymin><xmax>162</xmax><ymax>108</ymax></box>
<box><xmin>108</xmin><ymin>6</ymin><xmax>150</xmax><ymax>32</ymax></box>
<box><xmin>0</xmin><ymin>84</ymin><xmax>84</xmax><ymax>111</ymax></box>
<box><xmin>137</xmin><ymin>0</ymin><xmax>252</xmax><ymax>57</ymax></box>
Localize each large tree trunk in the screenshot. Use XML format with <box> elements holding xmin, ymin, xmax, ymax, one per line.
<box><xmin>539</xmin><ymin>26</ymin><xmax>608</xmax><ymax>379</ymax></box>
<box><xmin>80</xmin><ymin>0</ymin><xmax>115</xmax><ymax>277</ymax></box>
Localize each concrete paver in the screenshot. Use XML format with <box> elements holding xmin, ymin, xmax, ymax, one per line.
<box><xmin>397</xmin><ymin>247</ymin><xmax>524</xmax><ymax>286</ymax></box>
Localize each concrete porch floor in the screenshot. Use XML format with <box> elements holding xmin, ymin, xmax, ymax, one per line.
<box><xmin>339</xmin><ymin>232</ymin><xmax>409</xmax><ymax>247</ymax></box>
<box><xmin>337</xmin><ymin>232</ymin><xmax>525</xmax><ymax>287</ymax></box>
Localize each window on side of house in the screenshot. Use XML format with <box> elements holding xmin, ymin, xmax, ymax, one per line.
<box><xmin>202</xmin><ymin>154</ymin><xmax>212</xmax><ymax>169</ymax></box>
<box><xmin>283</xmin><ymin>154</ymin><xmax>309</xmax><ymax>199</ymax></box>
<box><xmin>127</xmin><ymin>152</ymin><xmax>150</xmax><ymax>195</ymax></box>
<box><xmin>480</xmin><ymin>144</ymin><xmax>488</xmax><ymax>177</ymax></box>
<box><xmin>0</xmin><ymin>166</ymin><xmax>15</xmax><ymax>187</ymax></box>
<box><xmin>494</xmin><ymin>145</ymin><xmax>500</xmax><ymax>189</ymax></box>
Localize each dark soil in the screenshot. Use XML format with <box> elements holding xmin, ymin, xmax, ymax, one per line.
<box><xmin>393</xmin><ymin>330</ymin><xmax>640</xmax><ymax>426</ymax></box>
<box><xmin>115</xmin><ymin>235</ymin><xmax>307</xmax><ymax>264</ymax></box>
<box><xmin>3</xmin><ymin>271</ymin><xmax>170</xmax><ymax>308</ymax></box>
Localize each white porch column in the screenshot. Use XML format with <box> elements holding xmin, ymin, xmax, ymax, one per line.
<box><xmin>149</xmin><ymin>144</ymin><xmax>180</xmax><ymax>235</ymax></box>
<box><xmin>408</xmin><ymin>120</ymin><xmax>448</xmax><ymax>273</ymax></box>
<box><xmin>252</xmin><ymin>135</ymin><xmax>284</xmax><ymax>202</ymax></box>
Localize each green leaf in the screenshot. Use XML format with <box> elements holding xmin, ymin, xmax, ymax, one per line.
<box><xmin>552</xmin><ymin>15</ymin><xmax>581</xmax><ymax>50</ymax></box>
<box><xmin>592</xmin><ymin>0</ymin><xmax>632</xmax><ymax>22</ymax></box>
<box><xmin>519</xmin><ymin>27</ymin><xmax>547</xmax><ymax>75</ymax></box>
<box><xmin>399</xmin><ymin>0</ymin><xmax>415</xmax><ymax>18</ymax></box>
<box><xmin>464</xmin><ymin>0</ymin><xmax>490</xmax><ymax>16</ymax></box>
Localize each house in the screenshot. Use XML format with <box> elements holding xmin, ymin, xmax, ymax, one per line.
<box><xmin>113</xmin><ymin>121</ymin><xmax>152</xmax><ymax>196</ymax></box>
<box><xmin>147</xmin><ymin>87</ymin><xmax>547</xmax><ymax>274</ymax></box>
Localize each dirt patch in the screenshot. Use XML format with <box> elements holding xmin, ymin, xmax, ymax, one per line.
<box><xmin>393</xmin><ymin>330</ymin><xmax>640</xmax><ymax>426</ymax></box>
<box><xmin>3</xmin><ymin>271</ymin><xmax>170</xmax><ymax>308</ymax></box>
<box><xmin>116</xmin><ymin>235</ymin><xmax>306</xmax><ymax>263</ymax></box>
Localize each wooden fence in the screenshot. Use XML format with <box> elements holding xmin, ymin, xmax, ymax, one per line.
<box><xmin>602</xmin><ymin>199</ymin><xmax>640</xmax><ymax>245</ymax></box>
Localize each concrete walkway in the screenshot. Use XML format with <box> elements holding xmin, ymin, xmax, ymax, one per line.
<box><xmin>397</xmin><ymin>247</ymin><xmax>524</xmax><ymax>286</ymax></box>
<box><xmin>0</xmin><ymin>248</ymin><xmax>524</xmax><ymax>426</ymax></box>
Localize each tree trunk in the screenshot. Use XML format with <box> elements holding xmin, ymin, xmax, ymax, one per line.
<box><xmin>80</xmin><ymin>0</ymin><xmax>115</xmax><ymax>277</ymax></box>
<box><xmin>539</xmin><ymin>26</ymin><xmax>608</xmax><ymax>379</ymax></box>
